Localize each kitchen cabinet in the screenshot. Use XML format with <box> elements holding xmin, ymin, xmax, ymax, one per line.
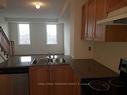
<box><xmin>81</xmin><ymin>0</ymin><xmax>127</xmax><ymax>42</ymax></box>
<box><xmin>29</xmin><ymin>65</ymin><xmax>80</xmax><ymax>95</ymax></box>
<box><xmin>86</xmin><ymin>0</ymin><xmax>96</xmax><ymax>40</ymax></box>
<box><xmin>29</xmin><ymin>66</ymin><xmax>50</xmax><ymax>95</ymax></box>
<box><xmin>107</xmin><ymin>0</ymin><xmax>127</xmax><ymax>13</ymax></box>
<box><xmin>95</xmin><ymin>25</ymin><xmax>127</xmax><ymax>42</ymax></box>
<box><xmin>81</xmin><ymin>2</ymin><xmax>88</xmax><ymax>40</ymax></box>
<box><xmin>94</xmin><ymin>0</ymin><xmax>108</xmax><ymax>41</ymax></box>
<box><xmin>81</xmin><ymin>0</ymin><xmax>96</xmax><ymax>40</ymax></box>
<box><xmin>0</xmin><ymin>75</ymin><xmax>13</xmax><ymax>95</ymax></box>
<box><xmin>51</xmin><ymin>65</ymin><xmax>80</xmax><ymax>95</ymax></box>
<box><xmin>95</xmin><ymin>0</ymin><xmax>127</xmax><ymax>42</ymax></box>
<box><xmin>96</xmin><ymin>0</ymin><xmax>107</xmax><ymax>21</ymax></box>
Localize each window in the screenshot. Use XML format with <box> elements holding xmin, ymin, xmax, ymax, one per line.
<box><xmin>18</xmin><ymin>24</ymin><xmax>31</xmax><ymax>45</ymax></box>
<box><xmin>46</xmin><ymin>24</ymin><xmax>57</xmax><ymax>44</ymax></box>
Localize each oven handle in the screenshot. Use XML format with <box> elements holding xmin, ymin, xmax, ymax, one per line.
<box><xmin>80</xmin><ymin>83</ymin><xmax>89</xmax><ymax>86</ymax></box>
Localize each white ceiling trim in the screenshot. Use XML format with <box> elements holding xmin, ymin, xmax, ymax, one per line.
<box><xmin>5</xmin><ymin>17</ymin><xmax>58</xmax><ymax>23</ymax></box>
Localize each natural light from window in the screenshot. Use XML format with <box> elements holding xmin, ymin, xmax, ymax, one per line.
<box><xmin>20</xmin><ymin>56</ymin><xmax>32</xmax><ymax>63</ymax></box>
<box><xmin>46</xmin><ymin>24</ymin><xmax>57</xmax><ymax>45</ymax></box>
<box><xmin>18</xmin><ymin>24</ymin><xmax>31</xmax><ymax>45</ymax></box>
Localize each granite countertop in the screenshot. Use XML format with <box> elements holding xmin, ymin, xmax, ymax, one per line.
<box><xmin>70</xmin><ymin>59</ymin><xmax>119</xmax><ymax>79</ymax></box>
<box><xmin>0</xmin><ymin>55</ymin><xmax>118</xmax><ymax>79</ymax></box>
<box><xmin>0</xmin><ymin>54</ymin><xmax>71</xmax><ymax>68</ymax></box>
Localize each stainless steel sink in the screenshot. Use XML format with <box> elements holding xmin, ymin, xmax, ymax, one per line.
<box><xmin>32</xmin><ymin>57</ymin><xmax>66</xmax><ymax>65</ymax></box>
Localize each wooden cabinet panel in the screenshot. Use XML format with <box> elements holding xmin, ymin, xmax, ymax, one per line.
<box><xmin>51</xmin><ymin>65</ymin><xmax>76</xmax><ymax>83</ymax></box>
<box><xmin>94</xmin><ymin>0</ymin><xmax>107</xmax><ymax>41</ymax></box>
<box><xmin>94</xmin><ymin>24</ymin><xmax>105</xmax><ymax>41</ymax></box>
<box><xmin>53</xmin><ymin>85</ymin><xmax>80</xmax><ymax>95</ymax></box>
<box><xmin>0</xmin><ymin>75</ymin><xmax>13</xmax><ymax>95</ymax></box>
<box><xmin>29</xmin><ymin>65</ymin><xmax>80</xmax><ymax>95</ymax></box>
<box><xmin>95</xmin><ymin>25</ymin><xmax>127</xmax><ymax>42</ymax></box>
<box><xmin>105</xmin><ymin>25</ymin><xmax>127</xmax><ymax>42</ymax></box>
<box><xmin>82</xmin><ymin>0</ymin><xmax>127</xmax><ymax>42</ymax></box>
<box><xmin>81</xmin><ymin>0</ymin><xmax>96</xmax><ymax>40</ymax></box>
<box><xmin>51</xmin><ymin>65</ymin><xmax>80</xmax><ymax>95</ymax></box>
<box><xmin>107</xmin><ymin>0</ymin><xmax>127</xmax><ymax>12</ymax></box>
<box><xmin>87</xmin><ymin>0</ymin><xmax>96</xmax><ymax>40</ymax></box>
<box><xmin>81</xmin><ymin>3</ymin><xmax>88</xmax><ymax>40</ymax></box>
<box><xmin>29</xmin><ymin>66</ymin><xmax>50</xmax><ymax>95</ymax></box>
<box><xmin>96</xmin><ymin>0</ymin><xmax>107</xmax><ymax>21</ymax></box>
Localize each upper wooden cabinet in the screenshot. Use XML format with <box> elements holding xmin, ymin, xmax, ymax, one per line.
<box><xmin>81</xmin><ymin>0</ymin><xmax>127</xmax><ymax>42</ymax></box>
<box><xmin>94</xmin><ymin>0</ymin><xmax>108</xmax><ymax>41</ymax></box>
<box><xmin>96</xmin><ymin>0</ymin><xmax>107</xmax><ymax>21</ymax></box>
<box><xmin>107</xmin><ymin>0</ymin><xmax>127</xmax><ymax>12</ymax></box>
<box><xmin>81</xmin><ymin>0</ymin><xmax>96</xmax><ymax>40</ymax></box>
<box><xmin>86</xmin><ymin>0</ymin><xmax>96</xmax><ymax>40</ymax></box>
<box><xmin>81</xmin><ymin>3</ymin><xmax>88</xmax><ymax>40</ymax></box>
<box><xmin>105</xmin><ymin>25</ymin><xmax>127</xmax><ymax>42</ymax></box>
<box><xmin>95</xmin><ymin>25</ymin><xmax>127</xmax><ymax>42</ymax></box>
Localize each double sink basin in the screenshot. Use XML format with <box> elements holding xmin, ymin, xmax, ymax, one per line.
<box><xmin>32</xmin><ymin>55</ymin><xmax>67</xmax><ymax>65</ymax></box>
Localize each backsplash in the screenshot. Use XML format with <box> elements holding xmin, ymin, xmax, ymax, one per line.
<box><xmin>93</xmin><ymin>42</ymin><xmax>127</xmax><ymax>73</ymax></box>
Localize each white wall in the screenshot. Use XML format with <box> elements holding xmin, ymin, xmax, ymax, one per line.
<box><xmin>9</xmin><ymin>22</ymin><xmax>64</xmax><ymax>55</ymax></box>
<box><xmin>69</xmin><ymin>0</ymin><xmax>93</xmax><ymax>59</ymax></box>
<box><xmin>59</xmin><ymin>0</ymin><xmax>93</xmax><ymax>58</ymax></box>
<box><xmin>93</xmin><ymin>42</ymin><xmax>127</xmax><ymax>72</ymax></box>
<box><xmin>60</xmin><ymin>5</ymin><xmax>71</xmax><ymax>56</ymax></box>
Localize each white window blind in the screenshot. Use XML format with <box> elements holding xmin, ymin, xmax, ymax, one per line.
<box><xmin>46</xmin><ymin>24</ymin><xmax>57</xmax><ymax>44</ymax></box>
<box><xmin>18</xmin><ymin>24</ymin><xmax>31</xmax><ymax>45</ymax></box>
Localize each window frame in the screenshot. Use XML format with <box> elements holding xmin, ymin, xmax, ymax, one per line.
<box><xmin>46</xmin><ymin>24</ymin><xmax>57</xmax><ymax>45</ymax></box>
<box><xmin>18</xmin><ymin>23</ymin><xmax>31</xmax><ymax>45</ymax></box>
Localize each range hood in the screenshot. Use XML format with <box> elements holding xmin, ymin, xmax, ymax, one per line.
<box><xmin>97</xmin><ymin>6</ymin><xmax>127</xmax><ymax>25</ymax></box>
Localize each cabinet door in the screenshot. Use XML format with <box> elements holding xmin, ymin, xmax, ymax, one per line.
<box><xmin>81</xmin><ymin>3</ymin><xmax>88</xmax><ymax>40</ymax></box>
<box><xmin>52</xmin><ymin>85</ymin><xmax>80</xmax><ymax>95</ymax></box>
<box><xmin>94</xmin><ymin>0</ymin><xmax>107</xmax><ymax>41</ymax></box>
<box><xmin>105</xmin><ymin>25</ymin><xmax>127</xmax><ymax>42</ymax></box>
<box><xmin>96</xmin><ymin>0</ymin><xmax>107</xmax><ymax>21</ymax></box>
<box><xmin>51</xmin><ymin>65</ymin><xmax>80</xmax><ymax>95</ymax></box>
<box><xmin>0</xmin><ymin>75</ymin><xmax>13</xmax><ymax>95</ymax></box>
<box><xmin>94</xmin><ymin>24</ymin><xmax>105</xmax><ymax>41</ymax></box>
<box><xmin>87</xmin><ymin>0</ymin><xmax>96</xmax><ymax>40</ymax></box>
<box><xmin>107</xmin><ymin>0</ymin><xmax>127</xmax><ymax>12</ymax></box>
<box><xmin>29</xmin><ymin>66</ymin><xmax>50</xmax><ymax>95</ymax></box>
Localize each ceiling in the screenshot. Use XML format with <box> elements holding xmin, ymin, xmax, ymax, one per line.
<box><xmin>0</xmin><ymin>0</ymin><xmax>66</xmax><ymax>19</ymax></box>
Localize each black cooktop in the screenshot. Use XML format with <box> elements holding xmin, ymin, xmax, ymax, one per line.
<box><xmin>80</xmin><ymin>77</ymin><xmax>127</xmax><ymax>95</ymax></box>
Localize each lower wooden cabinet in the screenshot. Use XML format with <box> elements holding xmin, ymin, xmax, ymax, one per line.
<box><xmin>29</xmin><ymin>66</ymin><xmax>50</xmax><ymax>95</ymax></box>
<box><xmin>0</xmin><ymin>75</ymin><xmax>13</xmax><ymax>95</ymax></box>
<box><xmin>29</xmin><ymin>65</ymin><xmax>80</xmax><ymax>95</ymax></box>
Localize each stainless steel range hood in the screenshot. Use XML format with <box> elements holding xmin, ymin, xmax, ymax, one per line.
<box><xmin>97</xmin><ymin>6</ymin><xmax>127</xmax><ymax>25</ymax></box>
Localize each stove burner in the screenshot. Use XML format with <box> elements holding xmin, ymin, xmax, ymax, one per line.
<box><xmin>88</xmin><ymin>80</ymin><xmax>110</xmax><ymax>91</ymax></box>
<box><xmin>109</xmin><ymin>78</ymin><xmax>127</xmax><ymax>87</ymax></box>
